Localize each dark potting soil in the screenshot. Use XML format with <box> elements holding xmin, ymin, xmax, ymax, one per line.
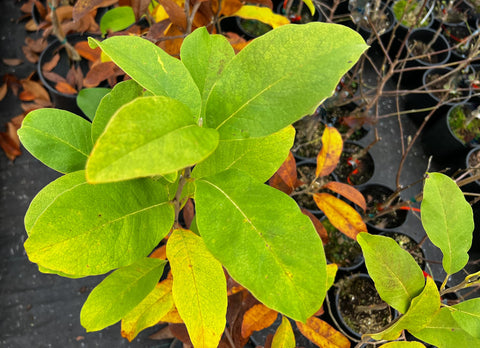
<box><xmin>425</xmin><ymin>72</ymin><xmax>471</xmax><ymax>102</ymax></box>
<box><xmin>293</xmin><ymin>114</ymin><xmax>325</xmax><ymax>158</ymax></box>
<box><xmin>442</xmin><ymin>25</ymin><xmax>472</xmax><ymax>57</ymax></box>
<box><xmin>363</xmin><ymin>187</ymin><xmax>408</xmax><ymax>229</ymax></box>
<box><xmin>408</xmin><ymin>40</ymin><xmax>439</xmax><ymax>64</ymax></box>
<box><xmin>337</xmin><ymin>276</ymin><xmax>395</xmax><ymax>335</ymax></box>
<box><xmin>334</xmin><ymin>143</ymin><xmax>374</xmax><ymax>185</ymax></box>
<box><xmin>293</xmin><ymin>164</ymin><xmax>335</xmax><ymax>211</ymax></box>
<box><xmin>323</xmin><ymin>219</ymin><xmax>363</xmax><ymax>268</ymax></box>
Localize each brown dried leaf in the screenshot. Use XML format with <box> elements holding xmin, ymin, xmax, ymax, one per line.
<box><xmin>21</xmin><ymin>80</ymin><xmax>51</xmax><ymax>102</ymax></box>
<box><xmin>268</xmin><ymin>172</ymin><xmax>293</xmax><ymax>195</ymax></box>
<box><xmin>149</xmin><ymin>244</ymin><xmax>167</xmax><ymax>260</ymax></box>
<box><xmin>42</xmin><ymin>70</ymin><xmax>67</xmax><ymax>84</ymax></box>
<box><xmin>3</xmin><ymin>58</ymin><xmax>23</xmax><ymax>66</ymax></box>
<box><xmin>131</xmin><ymin>0</ymin><xmax>152</xmax><ymax>20</ymax></box>
<box><xmin>248</xmin><ymin>0</ymin><xmax>273</xmax><ymax>9</ymax></box>
<box><xmin>169</xmin><ymin>324</ymin><xmax>193</xmax><ymax>346</ymax></box>
<box><xmin>158</xmin><ymin>25</ymin><xmax>184</xmax><ymax>57</ymax></box>
<box><xmin>25</xmin><ymin>37</ymin><xmax>47</xmax><ymax>53</ymax></box>
<box><xmin>22</xmin><ymin>46</ymin><xmax>39</xmax><ymax>64</ymax></box>
<box><xmin>34</xmin><ymin>0</ymin><xmax>48</xmax><ymax>19</ymax></box>
<box><xmin>322</xmin><ymin>181</ymin><xmax>367</xmax><ymax>212</ymax></box>
<box><xmin>276</xmin><ymin>151</ymin><xmax>297</xmax><ymax>190</ymax></box>
<box><xmin>55</xmin><ymin>81</ymin><xmax>78</xmax><ymax>95</ymax></box>
<box><xmin>224</xmin><ymin>32</ymin><xmax>249</xmax><ymax>52</ymax></box>
<box><xmin>296</xmin><ymin>317</ymin><xmax>350</xmax><ymax>348</ymax></box>
<box><xmin>182</xmin><ymin>198</ymin><xmax>195</xmax><ymax>229</ymax></box>
<box><xmin>0</xmin><ymin>83</ymin><xmax>7</xmax><ymax>101</ymax></box>
<box><xmin>20</xmin><ymin>0</ymin><xmax>35</xmax><ymax>13</ymax></box>
<box><xmin>83</xmin><ymin>61</ymin><xmax>119</xmax><ymax>88</ymax></box>
<box><xmin>158</xmin><ymin>0</ymin><xmax>187</xmax><ymax>30</ymax></box>
<box><xmin>74</xmin><ymin>41</ymin><xmax>101</xmax><ymax>62</ymax></box>
<box><xmin>46</xmin><ymin>6</ymin><xmax>74</xmax><ymax>23</ymax></box>
<box><xmin>221</xmin><ymin>0</ymin><xmax>243</xmax><ymax>16</ymax></box>
<box><xmin>42</xmin><ymin>54</ymin><xmax>61</xmax><ymax>72</ymax></box>
<box><xmin>0</xmin><ymin>115</ymin><xmax>25</xmax><ymax>161</ymax></box>
<box><xmin>241</xmin><ymin>304</ymin><xmax>278</xmax><ymax>339</ymax></box>
<box><xmin>148</xmin><ymin>325</ymin><xmax>175</xmax><ymax>341</ymax></box>
<box><xmin>73</xmin><ymin>0</ymin><xmax>118</xmax><ymax>21</ymax></box>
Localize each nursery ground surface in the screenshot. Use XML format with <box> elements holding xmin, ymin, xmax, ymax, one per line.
<box><xmin>1</xmin><ymin>1</ymin><xmax>479</xmax><ymax>347</ymax></box>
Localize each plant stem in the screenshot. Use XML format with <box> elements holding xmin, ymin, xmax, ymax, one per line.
<box><xmin>173</xmin><ymin>167</ymin><xmax>192</xmax><ymax>230</ymax></box>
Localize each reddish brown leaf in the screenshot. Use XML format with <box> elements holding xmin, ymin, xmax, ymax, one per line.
<box><xmin>22</xmin><ymin>46</ymin><xmax>39</xmax><ymax>64</ymax></box>
<box><xmin>20</xmin><ymin>80</ymin><xmax>51</xmax><ymax>102</ymax></box>
<box><xmin>42</xmin><ymin>70</ymin><xmax>67</xmax><ymax>84</ymax></box>
<box><xmin>224</xmin><ymin>32</ymin><xmax>249</xmax><ymax>52</ymax></box>
<box><xmin>268</xmin><ymin>172</ymin><xmax>293</xmax><ymax>195</ymax></box>
<box><xmin>55</xmin><ymin>81</ymin><xmax>77</xmax><ymax>95</ymax></box>
<box><xmin>34</xmin><ymin>0</ymin><xmax>48</xmax><ymax>19</ymax></box>
<box><xmin>73</xmin><ymin>0</ymin><xmax>118</xmax><ymax>21</ymax></box>
<box><xmin>46</xmin><ymin>6</ymin><xmax>74</xmax><ymax>23</ymax></box>
<box><xmin>20</xmin><ymin>0</ymin><xmax>35</xmax><ymax>13</ymax></box>
<box><xmin>158</xmin><ymin>25</ymin><xmax>184</xmax><ymax>57</ymax></box>
<box><xmin>316</xmin><ymin>126</ymin><xmax>343</xmax><ymax>178</ymax></box>
<box><xmin>313</xmin><ymin>193</ymin><xmax>367</xmax><ymax>240</ymax></box>
<box><xmin>24</xmin><ymin>19</ymin><xmax>39</xmax><ymax>33</ymax></box>
<box><xmin>0</xmin><ymin>83</ymin><xmax>7</xmax><ymax>101</ymax></box>
<box><xmin>221</xmin><ymin>0</ymin><xmax>244</xmax><ymax>16</ymax></box>
<box><xmin>276</xmin><ymin>151</ymin><xmax>298</xmax><ymax>189</ymax></box>
<box><xmin>84</xmin><ymin>61</ymin><xmax>121</xmax><ymax>88</ymax></box>
<box><xmin>21</xmin><ymin>98</ymin><xmax>52</xmax><ymax>112</ymax></box>
<box><xmin>182</xmin><ymin>199</ymin><xmax>195</xmax><ymax>229</ymax></box>
<box><xmin>2</xmin><ymin>58</ymin><xmax>23</xmax><ymax>66</ymax></box>
<box><xmin>296</xmin><ymin>316</ymin><xmax>350</xmax><ymax>348</ymax></box>
<box><xmin>322</xmin><ymin>181</ymin><xmax>366</xmax><ymax>212</ymax></box>
<box><xmin>158</xmin><ymin>0</ymin><xmax>187</xmax><ymax>30</ymax></box>
<box><xmin>131</xmin><ymin>0</ymin><xmax>152</xmax><ymax>21</ymax></box>
<box><xmin>169</xmin><ymin>324</ymin><xmax>193</xmax><ymax>346</ymax></box>
<box><xmin>301</xmin><ymin>209</ymin><xmax>329</xmax><ymax>244</ymax></box>
<box><xmin>148</xmin><ymin>325</ymin><xmax>176</xmax><ymax>340</ymax></box>
<box><xmin>241</xmin><ymin>304</ymin><xmax>278</xmax><ymax>339</ymax></box>
<box><xmin>0</xmin><ymin>115</ymin><xmax>25</xmax><ymax>161</ymax></box>
<box><xmin>42</xmin><ymin>53</ymin><xmax>61</xmax><ymax>72</ymax></box>
<box><xmin>25</xmin><ymin>37</ymin><xmax>47</xmax><ymax>53</ymax></box>
<box><xmin>74</xmin><ymin>41</ymin><xmax>101</xmax><ymax>62</ymax></box>
<box><xmin>248</xmin><ymin>0</ymin><xmax>273</xmax><ymax>9</ymax></box>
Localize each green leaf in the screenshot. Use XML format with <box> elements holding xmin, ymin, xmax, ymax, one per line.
<box><xmin>80</xmin><ymin>257</ymin><xmax>166</xmax><ymax>331</ymax></box>
<box><xmin>357</xmin><ymin>232</ymin><xmax>425</xmax><ymax>314</ymax></box>
<box><xmin>167</xmin><ymin>229</ymin><xmax>227</xmax><ymax>348</ymax></box>
<box><xmin>192</xmin><ymin>126</ymin><xmax>295</xmax><ymax>182</ymax></box>
<box><xmin>18</xmin><ymin>109</ymin><xmax>93</xmax><ymax>173</ymax></box>
<box><xmin>121</xmin><ymin>279</ymin><xmax>175</xmax><ymax>342</ymax></box>
<box><xmin>421</xmin><ymin>172</ymin><xmax>473</xmax><ymax>274</ymax></box>
<box><xmin>205</xmin><ymin>22</ymin><xmax>367</xmax><ymax>139</ymax></box>
<box><xmin>272</xmin><ymin>316</ymin><xmax>296</xmax><ymax>348</ymax></box>
<box><xmin>25</xmin><ymin>171</ymin><xmax>86</xmax><ymax>235</ymax></box>
<box><xmin>89</xmin><ymin>36</ymin><xmax>201</xmax><ymax>118</ymax></box>
<box><xmin>367</xmin><ymin>276</ymin><xmax>440</xmax><ymax>341</ymax></box>
<box><xmin>77</xmin><ymin>87</ymin><xmax>111</xmax><ymax>121</ymax></box>
<box><xmin>195</xmin><ymin>169</ymin><xmax>326</xmax><ymax>322</ymax></box>
<box><xmin>99</xmin><ymin>6</ymin><xmax>136</xmax><ymax>36</ymax></box>
<box><xmin>326</xmin><ymin>263</ymin><xmax>338</xmax><ymax>292</ymax></box>
<box><xmin>451</xmin><ymin>298</ymin><xmax>480</xmax><ymax>338</ymax></box>
<box><xmin>410</xmin><ymin>306</ymin><xmax>480</xmax><ymax>348</ymax></box>
<box><xmin>86</xmin><ymin>96</ymin><xmax>219</xmax><ymax>183</ymax></box>
<box><xmin>180</xmin><ymin>27</ymin><xmax>235</xmax><ymax>116</ymax></box>
<box><xmin>91</xmin><ymin>80</ymin><xmax>144</xmax><ymax>142</ymax></box>
<box><xmin>24</xmin><ymin>175</ymin><xmax>174</xmax><ymax>275</ymax></box>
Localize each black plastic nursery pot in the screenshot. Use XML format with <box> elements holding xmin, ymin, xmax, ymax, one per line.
<box><xmin>359</xmin><ymin>183</ymin><xmax>408</xmax><ymax>233</ymax></box>
<box><xmin>334</xmin><ymin>141</ymin><xmax>375</xmax><ymax>186</ymax></box>
<box><xmin>329</xmin><ymin>273</ymin><xmax>396</xmax><ymax>341</ymax></box>
<box><xmin>432</xmin><ymin>0</ymin><xmax>475</xmax><ymax>29</ymax></box>
<box><xmin>399</xmin><ymin>28</ymin><xmax>451</xmax><ymax>90</ymax></box>
<box><xmin>348</xmin><ymin>0</ymin><xmax>396</xmax><ymax>43</ymax></box>
<box><xmin>276</xmin><ymin>0</ymin><xmax>323</xmax><ymax>23</ymax></box>
<box><xmin>37</xmin><ymin>34</ymin><xmax>99</xmax><ymax>118</ymax></box>
<box><xmin>421</xmin><ymin>102</ymin><xmax>476</xmax><ymax>167</ymax></box>
<box><xmin>441</xmin><ymin>22</ymin><xmax>478</xmax><ymax>61</ymax></box>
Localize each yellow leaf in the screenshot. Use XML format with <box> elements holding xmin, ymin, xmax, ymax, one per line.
<box><xmin>302</xmin><ymin>0</ymin><xmax>316</xmax><ymax>16</ymax></box>
<box><xmin>167</xmin><ymin>228</ymin><xmax>227</xmax><ymax>348</ymax></box>
<box><xmin>296</xmin><ymin>316</ymin><xmax>350</xmax><ymax>348</ymax></box>
<box><xmin>322</xmin><ymin>181</ymin><xmax>366</xmax><ymax>211</ymax></box>
<box><xmin>232</xmin><ymin>5</ymin><xmax>290</xmax><ymax>29</ymax></box>
<box><xmin>316</xmin><ymin>126</ymin><xmax>343</xmax><ymax>178</ymax></box>
<box><xmin>152</xmin><ymin>3</ymin><xmax>170</xmax><ymax>22</ymax></box>
<box><xmin>272</xmin><ymin>316</ymin><xmax>296</xmax><ymax>348</ymax></box>
<box><xmin>313</xmin><ymin>193</ymin><xmax>367</xmax><ymax>240</ymax></box>
<box><xmin>241</xmin><ymin>303</ymin><xmax>279</xmax><ymax>338</ymax></box>
<box><xmin>121</xmin><ymin>279</ymin><xmax>175</xmax><ymax>342</ymax></box>
<box><xmin>159</xmin><ymin>306</ymin><xmax>184</xmax><ymax>324</ymax></box>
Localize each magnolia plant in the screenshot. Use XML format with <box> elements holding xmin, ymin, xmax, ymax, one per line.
<box><xmin>18</xmin><ymin>23</ymin><xmax>367</xmax><ymax>346</ymax></box>
<box><xmin>355</xmin><ymin>173</ymin><xmax>480</xmax><ymax>347</ymax></box>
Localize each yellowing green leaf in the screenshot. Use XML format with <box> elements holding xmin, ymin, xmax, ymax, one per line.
<box><xmin>451</xmin><ymin>298</ymin><xmax>480</xmax><ymax>338</ymax></box>
<box><xmin>313</xmin><ymin>193</ymin><xmax>366</xmax><ymax>240</ymax></box>
<box><xmin>272</xmin><ymin>316</ymin><xmax>295</xmax><ymax>348</ymax></box>
<box><xmin>316</xmin><ymin>126</ymin><xmax>343</xmax><ymax>178</ymax></box>
<box><xmin>121</xmin><ymin>279</ymin><xmax>175</xmax><ymax>342</ymax></box>
<box><xmin>232</xmin><ymin>5</ymin><xmax>290</xmax><ymax>28</ymax></box>
<box><xmin>80</xmin><ymin>257</ymin><xmax>166</xmax><ymax>331</ymax></box>
<box><xmin>86</xmin><ymin>96</ymin><xmax>219</xmax><ymax>183</ymax></box>
<box><xmin>380</xmin><ymin>342</ymin><xmax>426</xmax><ymax>347</ymax></box>
<box><xmin>167</xmin><ymin>228</ymin><xmax>227</xmax><ymax>348</ymax></box>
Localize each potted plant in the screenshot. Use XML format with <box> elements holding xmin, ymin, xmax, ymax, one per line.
<box><xmin>17</xmin><ymin>24</ymin><xmax>368</xmax><ymax>345</ymax></box>
<box><xmin>348</xmin><ymin>0</ymin><xmax>396</xmax><ymax>41</ymax></box>
<box><xmin>334</xmin><ymin>141</ymin><xmax>375</xmax><ymax>186</ymax></box>
<box><xmin>391</xmin><ymin>0</ymin><xmax>434</xmax><ymax>38</ymax></box>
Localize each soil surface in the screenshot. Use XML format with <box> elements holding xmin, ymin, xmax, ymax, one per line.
<box><xmin>334</xmin><ymin>143</ymin><xmax>374</xmax><ymax>185</ymax></box>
